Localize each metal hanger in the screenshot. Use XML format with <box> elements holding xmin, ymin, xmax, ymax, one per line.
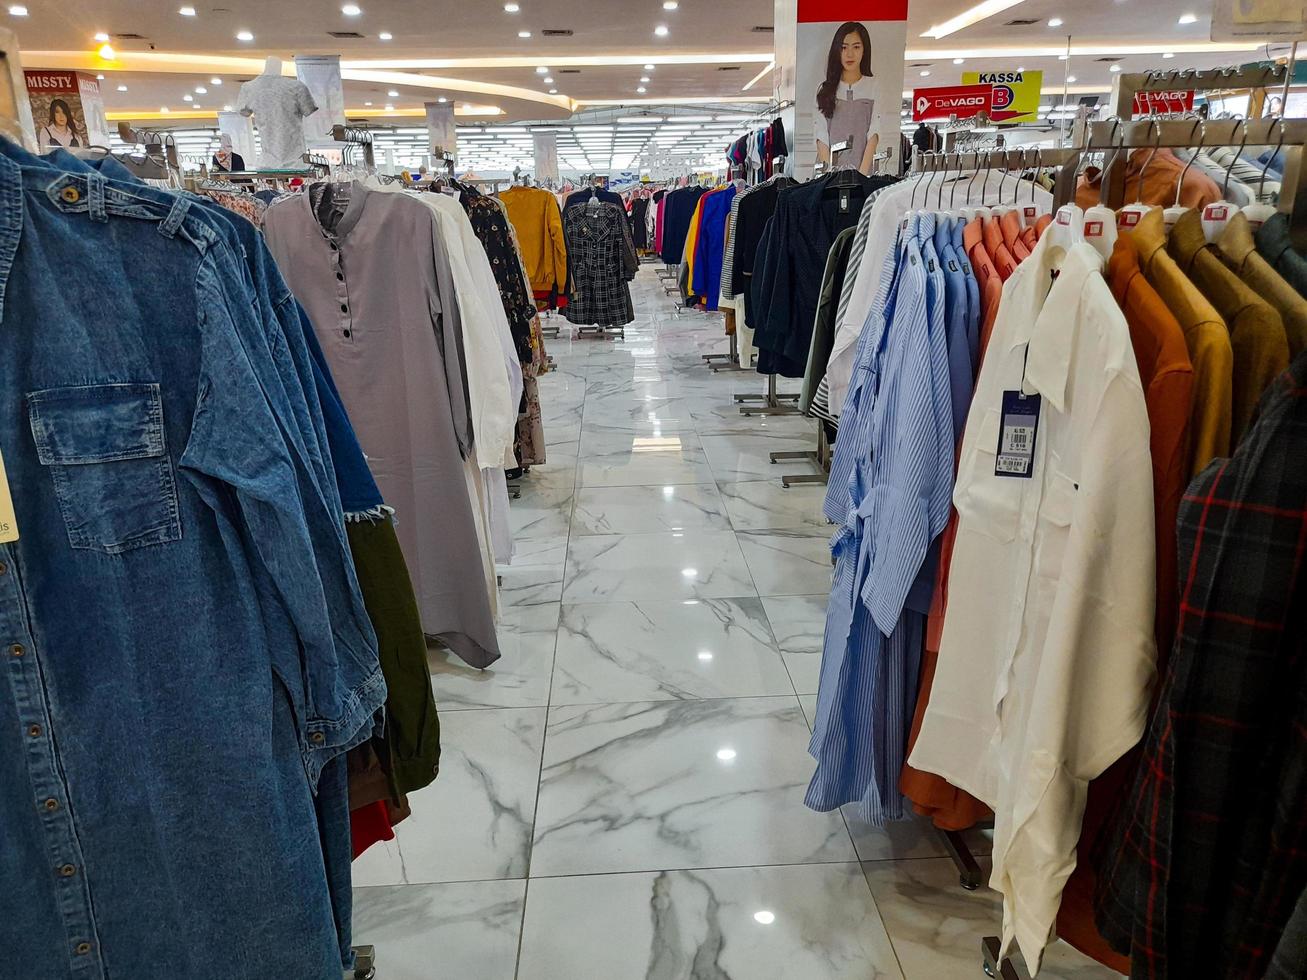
<box><xmin>1172</xmin><ymin>119</ymin><xmax>1205</xmax><ymax>208</ymax></box>
<box><xmin>1220</xmin><ymin>118</ymin><xmax>1249</xmax><ymax>200</ymax></box>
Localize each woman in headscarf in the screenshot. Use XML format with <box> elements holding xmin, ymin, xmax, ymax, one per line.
<box><xmin>211</xmin><ymin>134</ymin><xmax>246</xmax><ymax>172</ymax></box>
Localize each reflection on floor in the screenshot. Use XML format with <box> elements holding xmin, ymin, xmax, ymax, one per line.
<box><xmin>351</xmin><ymin>265</ymin><xmax>1124</xmax><ymax>980</ymax></box>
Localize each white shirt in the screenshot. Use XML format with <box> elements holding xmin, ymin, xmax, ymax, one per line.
<box><xmin>907</xmin><ymin>234</ymin><xmax>1157</xmax><ymax>974</ymax></box>
<box><xmin>825</xmin><ymin>173</ymin><xmax>1054</xmax><ymax>414</ymax></box>
<box><xmin>236</xmin><ymin>75</ymin><xmax>318</xmax><ymax>169</ymax></box>
<box><xmin>815</xmin><ymin>74</ymin><xmax>877</xmax><ymax>117</ymax></box>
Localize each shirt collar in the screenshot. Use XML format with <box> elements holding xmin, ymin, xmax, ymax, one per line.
<box><xmin>1009</xmin><ymin>233</ymin><xmax>1104</xmax><ymax>413</ymax></box>
<box><xmin>1255</xmin><ymin>211</ymin><xmax>1295</xmax><ymax>267</ymax></box>
<box><xmin>1217</xmin><ymin>210</ymin><xmax>1256</xmax><ymax>265</ymax></box>
<box><xmin>1127</xmin><ymin>206</ymin><xmax>1168</xmax><ymax>266</ymax></box>
<box><xmin>1168</xmin><ymin>208</ymin><xmax>1209</xmax><ymax>271</ymax></box>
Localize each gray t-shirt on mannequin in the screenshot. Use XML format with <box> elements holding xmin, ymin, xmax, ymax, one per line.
<box><xmin>235</xmin><ymin>75</ymin><xmax>318</xmax><ymax>169</ymax></box>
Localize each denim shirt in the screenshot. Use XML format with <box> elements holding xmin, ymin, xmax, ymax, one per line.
<box><xmin>0</xmin><ymin>147</ymin><xmax>383</xmax><ymax>977</ymax></box>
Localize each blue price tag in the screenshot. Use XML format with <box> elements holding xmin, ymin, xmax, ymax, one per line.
<box><xmin>995</xmin><ymin>390</ymin><xmax>1041</xmax><ymax>478</ymax></box>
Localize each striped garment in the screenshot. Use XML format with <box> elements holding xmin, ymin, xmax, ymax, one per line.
<box><xmin>807</xmin><ymin>213</ymin><xmax>956</xmax><ymax>824</ymax></box>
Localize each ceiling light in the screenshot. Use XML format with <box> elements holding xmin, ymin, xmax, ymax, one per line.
<box><xmin>183</xmin><ymin>94</ymin><xmax>194</xmax><ymax>102</ymax></box>
<box><xmin>504</xmin><ymin>2</ymin><xmax>519</xmax><ymax>10</ymax></box>
<box><xmin>518</xmin><ymin>30</ymin><xmax>531</xmax><ymax>38</ymax></box>
<box><xmin>385</xmin><ymin>103</ymin><xmax>394</xmax><ymax>111</ymax></box>
<box><xmin>379</xmin><ymin>31</ymin><xmax>392</xmax><ymax>40</ymax></box>
<box><xmin>1178</xmin><ymin>12</ymin><xmax>1197</xmax><ymax>24</ymax></box>
<box><xmin>644</xmin><ymin>63</ymin><xmax>656</xmax><ymax>70</ymax></box>
<box><xmin>716</xmin><ymin>748</ymin><xmax>737</xmax><ymax>761</ymax></box>
<box><xmin>387</xmin><ymin>89</ymin><xmax>399</xmax><ymax>96</ymax></box>
<box><xmin>1066</xmin><ymin>75</ymin><xmax>1077</xmax><ymax>82</ymax></box>
<box><xmin>94</xmin><ymin>31</ymin><xmax>110</xmax><ymax>42</ymax></box>
<box><xmin>6</xmin><ymin>4</ymin><xmax>26</xmax><ymax>13</ymax></box>
<box><xmin>437</xmin><ymin>96</ymin><xmax>448</xmax><ymax>102</ymax></box>
<box><xmin>177</xmin><ymin>5</ymin><xmax>195</xmax><ymax>13</ymax></box>
<box><xmin>341</xmin><ymin>4</ymin><xmax>362</xmax><ymax>15</ymax></box>
<box><xmin>1109</xmin><ymin>64</ymin><xmax>1121</xmax><ymax>72</ymax></box>
<box><xmin>1047</xmin><ymin>17</ymin><xmax>1063</xmax><ymax>27</ymax></box>
<box><xmin>548</xmin><ymin>88</ymin><xmax>558</xmax><ymax>94</ymax></box>
<box><xmin>654</xmin><ymin>24</ymin><xmax>669</xmax><ymax>36</ymax></box>
<box><xmin>663</xmin><ymin>0</ymin><xmax>678</xmax><ymax>7</ymax></box>
<box><xmin>195</xmin><ymin>85</ymin><xmax>207</xmax><ymax>93</ymax></box>
<box><xmin>1162</xmin><ymin>52</ymin><xmax>1175</xmax><ymax>59</ymax></box>
<box><xmin>364</xmin><ymin>100</ymin><xmax>373</xmax><ymax>105</ymax></box>
<box><xmin>920</xmin><ymin>70</ymin><xmax>931</xmax><ymax>76</ymax></box>
<box><xmin>536</xmin><ymin>65</ymin><xmax>548</xmax><ymax>74</ymax></box>
<box><xmin>210</xmin><ymin>77</ymin><xmax>222</xmax><ymax>85</ymax></box>
<box><xmin>1058</xmin><ymin>54</ymin><xmax>1068</xmax><ymax>60</ymax></box>
<box><xmin>236</xmin><ymin>30</ymin><xmax>253</xmax><ymax>41</ymax></box>
<box><xmin>636</xmin><ymin>86</ymin><xmax>647</xmax><ymax>93</ymax></box>
<box><xmin>953</xmin><ymin>58</ymin><xmax>965</xmax><ymax>64</ymax></box>
<box><xmin>116</xmin><ymin>84</ymin><xmax>127</xmax><ymax>91</ymax></box>
<box><xmin>160</xmin><ymin>106</ymin><xmax>170</xmax><ymax>113</ymax></box>
<box><xmin>97</xmin><ymin>44</ymin><xmax>115</xmax><ymax>59</ymax></box>
<box><xmin>619</xmin><ymin>115</ymin><xmax>663</xmax><ymax>123</ymax></box>
<box><xmin>922</xmin><ymin>0</ymin><xmax>1028</xmax><ymax>39</ymax></box>
<box><xmin>223</xmin><ymin>104</ymin><xmax>232</xmax><ymax>111</ymax></box>
<box><xmin>754</xmin><ymin>911</ymin><xmax>776</xmax><ymax>925</ymax></box>
<box><xmin>1017</xmin><ymin>66</ymin><xmax>1025</xmax><ymax>71</ymax></box>
<box><xmin>96</xmin><ymin>73</ymin><xmax>104</xmax><ymax>79</ymax></box>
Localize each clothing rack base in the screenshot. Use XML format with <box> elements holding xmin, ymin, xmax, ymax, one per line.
<box><xmin>348</xmin><ymin>945</ymin><xmax>376</xmax><ymax>980</ymax></box>
<box><xmin>981</xmin><ymin>937</ymin><xmax>1028</xmax><ymax>980</ymax></box>
<box><xmin>771</xmin><ymin>424</ymin><xmax>832</xmax><ymax>487</ymax></box>
<box><xmin>737</xmin><ymin>374</ymin><xmax>800</xmax><ymax>416</ymax></box>
<box><xmin>939</xmin><ymin>827</ymin><xmax>984</xmax><ymax>890</ymax></box>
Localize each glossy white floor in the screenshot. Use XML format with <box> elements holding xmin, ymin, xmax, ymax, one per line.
<box><xmin>350</xmin><ymin>266</ymin><xmax>1123</xmax><ymax>980</ymax></box>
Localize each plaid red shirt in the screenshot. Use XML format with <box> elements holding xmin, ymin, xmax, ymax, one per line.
<box><xmin>1093</xmin><ymin>350</ymin><xmax>1307</xmax><ymax>979</ymax></box>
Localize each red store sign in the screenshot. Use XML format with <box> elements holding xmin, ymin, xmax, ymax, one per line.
<box><xmin>912</xmin><ymin>84</ymin><xmax>993</xmax><ymax>122</ymax></box>
<box><xmin>1132</xmin><ymin>90</ymin><xmax>1195</xmax><ymax>114</ymax></box>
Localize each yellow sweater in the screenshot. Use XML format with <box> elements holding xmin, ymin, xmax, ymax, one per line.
<box><xmin>500</xmin><ymin>187</ymin><xmax>568</xmax><ymax>295</ymax></box>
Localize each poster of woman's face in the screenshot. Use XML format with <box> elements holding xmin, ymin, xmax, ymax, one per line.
<box><xmin>797</xmin><ymin>15</ymin><xmax>906</xmax><ymax>177</ymax></box>
<box><xmin>31</xmin><ymin>94</ymin><xmax>88</xmax><ymax>153</ymax></box>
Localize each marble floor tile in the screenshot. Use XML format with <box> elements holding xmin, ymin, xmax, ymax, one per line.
<box><xmin>570</xmin><ymin>483</ymin><xmax>731</xmax><ymax>535</ymax></box>
<box><xmin>736</xmin><ymin>529</ymin><xmax>835</xmax><ymax>597</ymax></box>
<box><xmin>550</xmin><ymin>597</ymin><xmax>794</xmax><ymax>705</ymax></box>
<box><xmin>531</xmin><ymin>697</ymin><xmax>857</xmax><ymax>876</ymax></box>
<box><xmin>509</xmin><ymin>484</ymin><xmax>574</xmax><ymax>540</ymax></box>
<box><xmin>351</xmin><ymin>880</ymin><xmax>525</xmax><ymax>980</ymax></box>
<box><xmin>718</xmin><ymin>478</ymin><xmax>832</xmax><ymax>531</ymax></box>
<box><xmin>498</xmin><ymin>562</ymin><xmax>565</xmax><ymax>607</ymax></box>
<box><xmin>799</xmin><ymin>694</ymin><xmax>820</xmax><ymax>731</ymax></box>
<box><xmin>577</xmin><ymin>430</ymin><xmax>714</xmax><ymax>488</ymax></box>
<box><xmin>517</xmin><ymin>864</ymin><xmax>903</xmax><ymax>980</ymax></box>
<box><xmin>700</xmin><ymin>433</ymin><xmax>823</xmax><ymax>483</ymax></box>
<box><xmin>689</xmin><ymin>400</ymin><xmax>820</xmax><ymax>438</ymax></box>
<box><xmin>350</xmin><ymin>707</ymin><xmax>545</xmax><ymax>885</ymax></box>
<box><xmin>430</xmin><ymin>603</ymin><xmax>560</xmax><ymax>710</ymax></box>
<box><xmin>761</xmin><ymin>594</ymin><xmax>829</xmax><ymax>695</ymax></box>
<box><xmin>562</xmin><ymin>530</ymin><xmax>757</xmax><ymax>603</ymax></box>
<box><xmin>863</xmin><ymin>859</ymin><xmax>1125</xmax><ymax>979</ymax></box>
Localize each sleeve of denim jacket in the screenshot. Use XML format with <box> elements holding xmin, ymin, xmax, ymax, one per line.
<box><xmin>179</xmin><ymin>251</ymin><xmax>383</xmax><ymax>760</ymax></box>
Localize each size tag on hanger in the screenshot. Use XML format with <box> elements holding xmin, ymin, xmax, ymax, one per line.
<box><xmin>1118</xmin><ymin>210</ymin><xmax>1142</xmax><ymax>228</ymax></box>
<box><xmin>1085</xmin><ymin>220</ymin><xmax>1105</xmax><ymax>238</ymax></box>
<box><xmin>1203</xmin><ymin>204</ymin><xmax>1229</xmax><ymax>222</ymax></box>
<box><xmin>1023</xmin><ymin>205</ymin><xmax>1040</xmax><ymax>225</ymax></box>
<box><xmin>0</xmin><ymin>449</ymin><xmax>18</xmax><ymax>542</ymax></box>
<box><xmin>995</xmin><ymin>390</ymin><xmax>1041</xmax><ymax>479</ymax></box>
<box><xmin>839</xmin><ymin>190</ymin><xmax>850</xmax><ymax>213</ymax></box>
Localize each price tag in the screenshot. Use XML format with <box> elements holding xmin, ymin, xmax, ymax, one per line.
<box><xmin>0</xmin><ymin>448</ymin><xmax>18</xmax><ymax>542</ymax></box>
<box><xmin>995</xmin><ymin>390</ymin><xmax>1041</xmax><ymax>478</ymax></box>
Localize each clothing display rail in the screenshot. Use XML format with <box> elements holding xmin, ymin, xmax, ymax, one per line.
<box><xmin>331</xmin><ymin>125</ymin><xmax>376</xmax><ymax>170</ymax></box>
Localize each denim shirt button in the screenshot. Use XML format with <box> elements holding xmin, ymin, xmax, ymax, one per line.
<box><xmin>74</xmin><ymin>942</ymin><xmax>92</xmax><ymax>956</ymax></box>
<box><xmin>310</xmin><ymin>731</ymin><xmax>325</xmax><ymax>744</ymax></box>
<box><xmin>0</xmin><ymin>561</ymin><xmax>8</xmax><ymax>574</ymax></box>
<box><xmin>58</xmin><ymin>863</ymin><xmax>77</xmax><ymax>877</ymax></box>
<box><xmin>43</xmin><ymin>798</ymin><xmax>59</xmax><ymax>811</ymax></box>
<box><xmin>9</xmin><ymin>643</ymin><xmax>22</xmax><ymax>657</ymax></box>
<box><xmin>26</xmin><ymin>724</ymin><xmax>41</xmax><ymax>737</ymax></box>
<box><xmin>60</xmin><ymin>186</ymin><xmax>81</xmax><ymax>204</ymax></box>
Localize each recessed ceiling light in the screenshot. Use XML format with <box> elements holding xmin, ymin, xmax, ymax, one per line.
<box><xmin>223</xmin><ymin>104</ymin><xmax>232</xmax><ymax>111</ymax></box>
<box><xmin>518</xmin><ymin>29</ymin><xmax>531</xmax><ymax>37</ymax></box>
<box><xmin>1017</xmin><ymin>65</ymin><xmax>1025</xmax><ymax>71</ymax></box>
<box><xmin>236</xmin><ymin>29</ymin><xmax>253</xmax><ymax>41</ymax></box>
<box><xmin>1162</xmin><ymin>52</ymin><xmax>1175</xmax><ymax>59</ymax></box>
<box><xmin>378</xmin><ymin>30</ymin><xmax>392</xmax><ymax>40</ymax></box>
<box><xmin>387</xmin><ymin>89</ymin><xmax>399</xmax><ymax>96</ymax></box>
<box><xmin>96</xmin><ymin>73</ymin><xmax>105</xmax><ymax>79</ymax></box>
<box><xmin>1109</xmin><ymin>64</ymin><xmax>1121</xmax><ymax>72</ymax></box>
<box><xmin>1058</xmin><ymin>53</ymin><xmax>1068</xmax><ymax>60</ymax></box>
<box><xmin>1066</xmin><ymin>75</ymin><xmax>1077</xmax><ymax>82</ymax></box>
<box><xmin>644</xmin><ymin>63</ymin><xmax>655</xmax><ymax>70</ymax></box>
<box><xmin>6</xmin><ymin>4</ymin><xmax>26</xmax><ymax>13</ymax></box>
<box><xmin>953</xmin><ymin>58</ymin><xmax>964</xmax><ymax>64</ymax></box>
<box><xmin>543</xmin><ymin>76</ymin><xmax>553</xmax><ymax>83</ymax></box>
<box><xmin>364</xmin><ymin>100</ymin><xmax>373</xmax><ymax>105</ymax></box>
<box><xmin>504</xmin><ymin>1</ymin><xmax>519</xmax><ymax>10</ymax></box>
<box><xmin>637</xmin><ymin>86</ymin><xmax>647</xmax><ymax>93</ymax></box>
<box><xmin>94</xmin><ymin>31</ymin><xmax>109</xmax><ymax>42</ymax></box>
<box><xmin>654</xmin><ymin>24</ymin><xmax>669</xmax><ymax>36</ymax></box>
<box><xmin>183</xmin><ymin>94</ymin><xmax>193</xmax><ymax>102</ymax></box>
<box><xmin>536</xmin><ymin>65</ymin><xmax>548</xmax><ymax>74</ymax></box>
<box><xmin>1178</xmin><ymin>12</ymin><xmax>1197</xmax><ymax>24</ymax></box>
<box><xmin>210</xmin><ymin>77</ymin><xmax>222</xmax><ymax>85</ymax></box>
<box><xmin>920</xmin><ymin>70</ymin><xmax>930</xmax><ymax>76</ymax></box>
<box><xmin>385</xmin><ymin>103</ymin><xmax>394</xmax><ymax>111</ymax></box>
<box><xmin>97</xmin><ymin>43</ymin><xmax>115</xmax><ymax>59</ymax></box>
<box><xmin>177</xmin><ymin>5</ymin><xmax>194</xmax><ymax>14</ymax></box>
<box><xmin>437</xmin><ymin>96</ymin><xmax>448</xmax><ymax>102</ymax></box>
<box><xmin>754</xmin><ymin>910</ymin><xmax>776</xmax><ymax>925</ymax></box>
<box><xmin>548</xmin><ymin>88</ymin><xmax>558</xmax><ymax>94</ymax></box>
<box><xmin>341</xmin><ymin>3</ymin><xmax>362</xmax><ymax>15</ymax></box>
<box><xmin>116</xmin><ymin>84</ymin><xmax>127</xmax><ymax>91</ymax></box>
<box><xmin>1047</xmin><ymin>17</ymin><xmax>1063</xmax><ymax>27</ymax></box>
<box><xmin>663</xmin><ymin>0</ymin><xmax>678</xmax><ymax>7</ymax></box>
<box><xmin>160</xmin><ymin>106</ymin><xmax>170</xmax><ymax>113</ymax></box>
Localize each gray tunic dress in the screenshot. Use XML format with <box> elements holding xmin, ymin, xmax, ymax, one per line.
<box><xmin>824</xmin><ymin>83</ymin><xmax>875</xmax><ymax>173</ymax></box>
<box><xmin>265</xmin><ymin>183</ymin><xmax>501</xmax><ymax>667</ymax></box>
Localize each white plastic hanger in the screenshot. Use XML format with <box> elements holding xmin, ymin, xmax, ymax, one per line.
<box><xmin>1241</xmin><ymin>116</ymin><xmax>1283</xmax><ymax>231</ymax></box>
<box><xmin>1083</xmin><ymin>119</ymin><xmax>1122</xmax><ymax>260</ymax></box>
<box><xmin>1118</xmin><ymin>118</ymin><xmax>1162</xmax><ymax>230</ymax></box>
<box><xmin>1201</xmin><ymin>119</ymin><xmax>1247</xmax><ymax>242</ymax></box>
<box><xmin>1163</xmin><ymin>119</ymin><xmax>1206</xmax><ymax>233</ymax></box>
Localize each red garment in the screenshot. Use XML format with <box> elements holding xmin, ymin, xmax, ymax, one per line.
<box><xmin>350</xmin><ymin>802</ymin><xmax>394</xmax><ymax>859</ymax></box>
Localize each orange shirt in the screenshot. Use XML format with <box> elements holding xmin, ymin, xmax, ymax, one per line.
<box><xmin>981</xmin><ymin>214</ymin><xmax>1018</xmax><ymax>280</ymax></box>
<box><xmin>1000</xmin><ymin>209</ymin><xmax>1031</xmax><ymax>261</ymax></box>
<box><xmin>1076</xmin><ymin>146</ymin><xmax>1221</xmax><ymax>211</ymax></box>
<box><xmin>963</xmin><ymin>218</ymin><xmax>1004</xmax><ymax>362</ymax></box>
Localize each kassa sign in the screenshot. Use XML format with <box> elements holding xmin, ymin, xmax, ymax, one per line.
<box><xmin>961</xmin><ymin>70</ymin><xmax>1043</xmax><ymax>124</ymax></box>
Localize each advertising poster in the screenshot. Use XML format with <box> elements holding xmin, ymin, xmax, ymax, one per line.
<box><xmin>796</xmin><ymin>0</ymin><xmax>907</xmax><ymax>176</ymax></box>
<box><xmin>425</xmin><ymin>102</ymin><xmax>457</xmax><ymax>163</ymax></box>
<box><xmin>25</xmin><ymin>70</ymin><xmax>111</xmax><ymax>152</ymax></box>
<box><xmin>294</xmin><ymin>54</ymin><xmax>346</xmax><ymax>143</ymax></box>
<box><xmin>959</xmin><ymin>70</ymin><xmax>1043</xmax><ymax>124</ymax></box>
<box><xmin>1212</xmin><ymin>0</ymin><xmax>1307</xmax><ymax>41</ymax></box>
<box><xmin>533</xmin><ymin>130</ymin><xmax>558</xmax><ymax>183</ymax></box>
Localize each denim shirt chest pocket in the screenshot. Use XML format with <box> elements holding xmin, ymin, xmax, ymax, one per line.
<box><xmin>27</xmin><ymin>383</ymin><xmax>182</xmax><ymax>554</ymax></box>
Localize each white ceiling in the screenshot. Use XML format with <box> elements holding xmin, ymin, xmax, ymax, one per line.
<box><xmin>7</xmin><ymin>0</ymin><xmax>1289</xmax><ymax>128</ymax></box>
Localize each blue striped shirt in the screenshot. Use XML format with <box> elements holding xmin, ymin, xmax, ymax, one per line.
<box><xmin>807</xmin><ymin>213</ymin><xmax>956</xmax><ymax>824</ymax></box>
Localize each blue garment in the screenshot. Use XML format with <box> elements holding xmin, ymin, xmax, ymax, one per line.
<box><xmin>953</xmin><ymin>218</ymin><xmax>981</xmax><ymax>377</ymax></box>
<box><xmin>0</xmin><ymin>145</ymin><xmax>383</xmax><ymax>977</ymax></box>
<box><xmin>808</xmin><ymin>214</ymin><xmax>956</xmax><ymax>823</ymax></box>
<box><xmin>692</xmin><ymin>185</ymin><xmax>737</xmax><ymax>310</ymax></box>
<box><xmin>936</xmin><ymin>227</ymin><xmax>975</xmax><ymax>444</ymax></box>
<box><xmin>658</xmin><ymin>186</ymin><xmax>706</xmax><ymax>265</ymax></box>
